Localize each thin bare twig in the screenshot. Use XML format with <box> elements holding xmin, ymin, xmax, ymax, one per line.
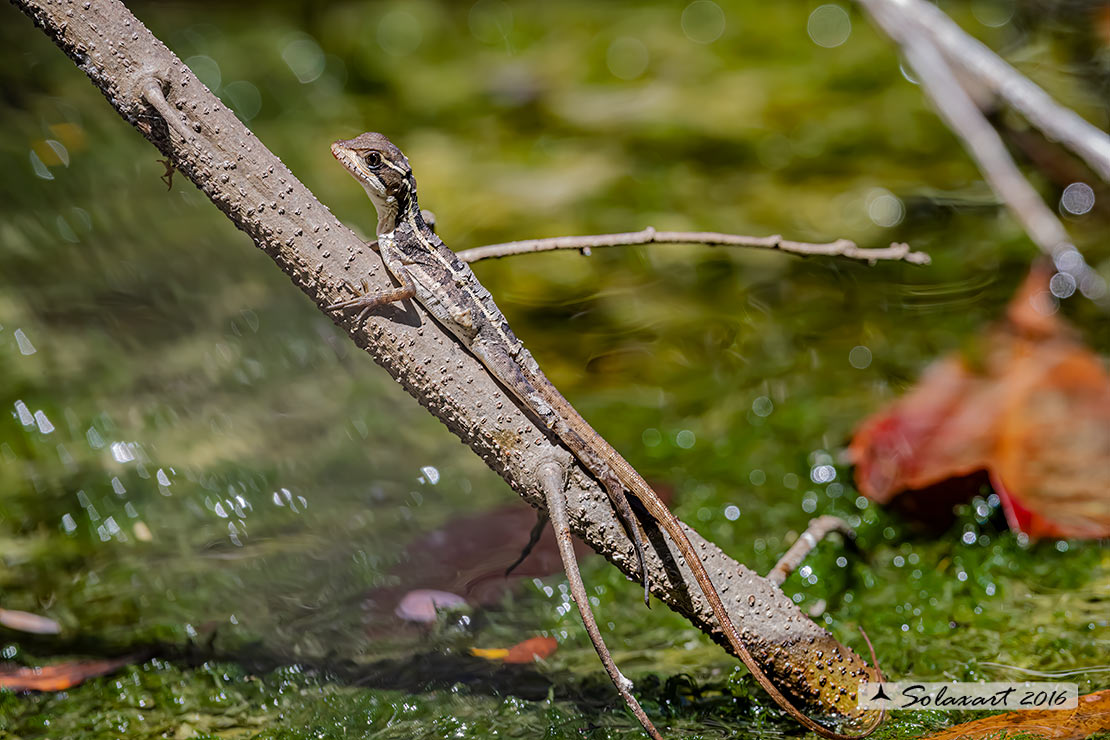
<box><xmin>457</xmin><ymin>227</ymin><xmax>929</xmax><ymax>266</ymax></box>
<box><xmin>538</xmin><ymin>459</ymin><xmax>663</xmax><ymax>740</ymax></box>
<box><xmin>860</xmin><ymin>0</ymin><xmax>1106</xmax><ymax>301</ymax></box>
<box><xmin>766</xmin><ymin>516</ymin><xmax>855</xmax><ymax>587</ymax></box>
<box><xmin>881</xmin><ymin>0</ymin><xmax>1110</xmax><ymax>184</ymax></box>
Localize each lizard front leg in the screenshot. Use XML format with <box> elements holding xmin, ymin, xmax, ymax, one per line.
<box><xmin>327</xmin><ymin>244</ymin><xmax>417</xmax><ymax>322</ymax></box>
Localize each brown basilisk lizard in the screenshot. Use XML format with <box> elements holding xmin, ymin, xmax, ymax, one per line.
<box><xmin>327</xmin><ymin>132</ymin><xmax>880</xmax><ymax>739</ymax></box>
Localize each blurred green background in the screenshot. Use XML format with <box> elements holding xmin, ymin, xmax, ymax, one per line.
<box><xmin>1</xmin><ymin>1</ymin><xmax>1108</xmax><ymax>738</ymax></box>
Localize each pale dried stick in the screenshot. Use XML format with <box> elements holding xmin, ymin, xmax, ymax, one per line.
<box><xmin>860</xmin><ymin>0</ymin><xmax>1105</xmax><ymax>299</ymax></box>
<box><xmin>457</xmin><ymin>228</ymin><xmax>929</xmax><ymax>266</ymax></box>
<box><xmin>878</xmin><ymin>0</ymin><xmax>1110</xmax><ymax>183</ymax></box>
<box><xmin>766</xmin><ymin>516</ymin><xmax>855</xmax><ymax>588</ymax></box>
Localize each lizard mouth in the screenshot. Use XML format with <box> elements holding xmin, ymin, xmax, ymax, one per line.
<box><xmin>331</xmin><ymin>143</ymin><xmax>386</xmax><ymax>196</ymax></box>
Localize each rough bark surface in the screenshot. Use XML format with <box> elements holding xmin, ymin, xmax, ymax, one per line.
<box><xmin>11</xmin><ymin>0</ymin><xmax>878</xmax><ymax>721</ymax></box>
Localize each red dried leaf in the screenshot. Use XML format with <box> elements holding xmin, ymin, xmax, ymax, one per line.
<box><xmin>924</xmin><ymin>688</ymin><xmax>1110</xmax><ymax>740</ymax></box>
<box><xmin>851</xmin><ymin>264</ymin><xmax>1110</xmax><ymax>538</ymax></box>
<box><xmin>503</xmin><ymin>636</ymin><xmax>559</xmax><ymax>664</ymax></box>
<box><xmin>0</xmin><ymin>655</ymin><xmax>134</xmax><ymax>692</ymax></box>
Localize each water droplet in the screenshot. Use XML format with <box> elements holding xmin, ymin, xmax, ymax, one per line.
<box><xmin>14</xmin><ymin>329</ymin><xmax>35</xmax><ymax>355</ymax></box>
<box><xmin>724</xmin><ymin>504</ymin><xmax>740</xmax><ymax>521</ymax></box>
<box><xmin>420</xmin><ymin>465</ymin><xmax>440</xmax><ymax>485</ymax></box>
<box><xmin>110</xmin><ymin>441</ymin><xmax>135</xmax><ymax>463</ymax></box>
<box><xmin>34</xmin><ymin>410</ymin><xmax>54</xmax><ymax>434</ymax></box>
<box><xmin>14</xmin><ymin>400</ymin><xmax>34</xmax><ymax>426</ymax></box>
<box><xmin>29</xmin><ymin>149</ymin><xmax>54</xmax><ymax>180</ymax></box>
<box><xmin>752</xmin><ymin>395</ymin><xmax>774</xmax><ymax>417</ymax></box>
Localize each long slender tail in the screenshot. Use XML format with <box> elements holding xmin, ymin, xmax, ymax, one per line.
<box><xmin>533</xmin><ymin>381</ymin><xmax>883</xmax><ymax>740</ymax></box>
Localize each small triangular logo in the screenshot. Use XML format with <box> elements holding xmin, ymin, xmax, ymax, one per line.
<box><xmin>871</xmin><ymin>684</ymin><xmax>891</xmax><ymax>701</ymax></box>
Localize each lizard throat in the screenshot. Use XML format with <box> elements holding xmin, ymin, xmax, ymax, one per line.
<box><xmin>361</xmin><ymin>180</ymin><xmax>419</xmax><ymax>237</ymax></box>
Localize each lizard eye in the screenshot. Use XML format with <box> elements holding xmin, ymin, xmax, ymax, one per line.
<box><xmin>364</xmin><ymin>151</ymin><xmax>383</xmax><ymax>169</ymax></box>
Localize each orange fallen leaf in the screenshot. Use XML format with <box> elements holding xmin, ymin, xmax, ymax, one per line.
<box><xmin>0</xmin><ymin>655</ymin><xmax>135</xmax><ymax>692</ymax></box>
<box><xmin>471</xmin><ymin>636</ymin><xmax>558</xmax><ymax>664</ymax></box>
<box><xmin>504</xmin><ymin>636</ymin><xmax>558</xmax><ymax>664</ymax></box>
<box><xmin>924</xmin><ymin>688</ymin><xmax>1110</xmax><ymax>740</ymax></box>
<box><xmin>469</xmin><ymin>647</ymin><xmax>510</xmax><ymax>660</ymax></box>
<box><xmin>851</xmin><ymin>264</ymin><xmax>1110</xmax><ymax>539</ymax></box>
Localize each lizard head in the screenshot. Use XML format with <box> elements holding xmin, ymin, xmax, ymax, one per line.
<box><xmin>331</xmin><ymin>132</ymin><xmax>417</xmax><ymax>234</ymax></box>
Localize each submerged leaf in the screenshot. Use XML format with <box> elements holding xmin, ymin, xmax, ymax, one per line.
<box><xmin>0</xmin><ymin>607</ymin><xmax>61</xmax><ymax>635</ymax></box>
<box><xmin>924</xmin><ymin>688</ymin><xmax>1110</xmax><ymax>740</ymax></box>
<box><xmin>0</xmin><ymin>655</ymin><xmax>135</xmax><ymax>692</ymax></box>
<box><xmin>504</xmin><ymin>636</ymin><xmax>559</xmax><ymax>664</ymax></box>
<box><xmin>851</xmin><ymin>264</ymin><xmax>1110</xmax><ymax>538</ymax></box>
<box><xmin>470</xmin><ymin>636</ymin><xmax>558</xmax><ymax>663</ymax></box>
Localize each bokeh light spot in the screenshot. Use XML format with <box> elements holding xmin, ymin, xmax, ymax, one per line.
<box><xmin>681</xmin><ymin>1</ymin><xmax>726</xmax><ymax>44</ymax></box>
<box><xmin>867</xmin><ymin>189</ymin><xmax>905</xmax><ymax>227</ymax></box>
<box><xmin>378</xmin><ymin>10</ymin><xmax>423</xmax><ymax>56</ymax></box>
<box><xmin>807</xmin><ymin>5</ymin><xmax>851</xmax><ymax>48</ymax></box>
<box><xmin>282</xmin><ymin>37</ymin><xmax>325</xmax><ymax>84</ymax></box>
<box><xmin>607</xmin><ymin>37</ymin><xmax>649</xmax><ymax>80</ymax></box>
<box><xmin>1049</xmin><ymin>271</ymin><xmax>1076</xmax><ymax>299</ymax></box>
<box><xmin>223</xmin><ymin>81</ymin><xmax>262</xmax><ymax>121</ymax></box>
<box><xmin>848</xmin><ymin>345</ymin><xmax>872</xmax><ymax>369</ymax></box>
<box><xmin>185</xmin><ymin>55</ymin><xmax>222</xmax><ymax>91</ymax></box>
<box><xmin>469</xmin><ymin>0</ymin><xmax>513</xmax><ymax>45</ymax></box>
<box><xmin>971</xmin><ymin>0</ymin><xmax>1015</xmax><ymax>27</ymax></box>
<box><xmin>1060</xmin><ymin>182</ymin><xmax>1094</xmax><ymax>215</ymax></box>
<box><xmin>752</xmin><ymin>395</ymin><xmax>773</xmax><ymax>417</ymax></box>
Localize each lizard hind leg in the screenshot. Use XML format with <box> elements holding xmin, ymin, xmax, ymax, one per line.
<box><xmin>504</xmin><ymin>509</ymin><xmax>549</xmax><ymax>577</ymax></box>
<box><xmin>601</xmin><ymin>474</ymin><xmax>652</xmax><ymax>607</ymax></box>
<box><xmin>537</xmin><ymin>459</ymin><xmax>664</xmax><ymax>740</ymax></box>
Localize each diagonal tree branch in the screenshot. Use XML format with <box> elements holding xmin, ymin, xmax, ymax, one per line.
<box><xmin>10</xmin><ymin>0</ymin><xmax>883</xmax><ymax>725</ymax></box>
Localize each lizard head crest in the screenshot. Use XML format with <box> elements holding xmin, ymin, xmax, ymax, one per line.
<box><xmin>331</xmin><ymin>132</ymin><xmax>418</xmax><ymax>234</ymax></box>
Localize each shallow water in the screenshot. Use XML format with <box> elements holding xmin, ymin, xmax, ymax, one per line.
<box><xmin>1</xmin><ymin>1</ymin><xmax>1108</xmax><ymax>738</ymax></box>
